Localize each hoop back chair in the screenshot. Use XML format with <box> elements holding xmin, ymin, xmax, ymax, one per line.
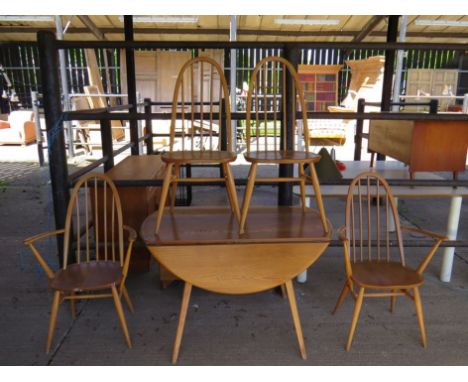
<box><xmin>155</xmin><ymin>56</ymin><xmax>240</xmax><ymax>233</ymax></box>
<box><xmin>332</xmin><ymin>172</ymin><xmax>446</xmax><ymax>351</ymax></box>
<box><xmin>24</xmin><ymin>173</ymin><xmax>137</xmax><ymax>353</ymax></box>
<box><xmin>239</xmin><ymin>56</ymin><xmax>328</xmax><ymax>234</ymax></box>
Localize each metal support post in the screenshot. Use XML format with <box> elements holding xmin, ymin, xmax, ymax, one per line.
<box><xmin>462</xmin><ymin>94</ymin><xmax>468</xmax><ymax>113</ymax></box>
<box><xmin>37</xmin><ymin>31</ymin><xmax>70</xmax><ymax>266</ymax></box>
<box><xmin>230</xmin><ymin>15</ymin><xmax>238</xmax><ymax>152</ymax></box>
<box><xmin>378</xmin><ymin>15</ymin><xmax>400</xmax><ymax>161</ymax></box>
<box><xmin>55</xmin><ymin>15</ymin><xmax>74</xmax><ymax>157</ymax></box>
<box><xmin>100</xmin><ymin>119</ymin><xmax>114</xmax><ymax>172</ymax></box>
<box><xmin>392</xmin><ymin>15</ymin><xmax>408</xmax><ymax>112</ymax></box>
<box><xmin>124</xmin><ymin>15</ymin><xmax>139</xmax><ymax>155</ymax></box>
<box><xmin>440</xmin><ymin>197</ymin><xmax>463</xmax><ymax>282</ymax></box>
<box><xmin>136</xmin><ymin>91</ymin><xmax>144</xmax><ymax>154</ymax></box>
<box><xmin>429</xmin><ymin>100</ymin><xmax>439</xmax><ymax>114</ymax></box>
<box><xmin>144</xmin><ymin>98</ymin><xmax>153</xmax><ymax>154</ymax></box>
<box><xmin>353</xmin><ymin>98</ymin><xmax>366</xmax><ymax>160</ymax></box>
<box><xmin>31</xmin><ymin>91</ymin><xmax>45</xmax><ymax>166</ymax></box>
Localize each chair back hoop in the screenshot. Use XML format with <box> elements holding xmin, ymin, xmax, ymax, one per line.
<box><xmin>62</xmin><ymin>173</ymin><xmax>125</xmax><ymax>269</ymax></box>
<box><xmin>169</xmin><ymin>56</ymin><xmax>232</xmax><ymax>153</ymax></box>
<box><xmin>344</xmin><ymin>172</ymin><xmax>405</xmax><ymax>266</ymax></box>
<box><xmin>246</xmin><ymin>56</ymin><xmax>310</xmax><ymax>154</ymax></box>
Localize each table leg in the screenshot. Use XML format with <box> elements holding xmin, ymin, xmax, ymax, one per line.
<box><xmin>172</xmin><ymin>282</ymin><xmax>192</xmax><ymax>364</ymax></box>
<box><xmin>284</xmin><ymin>280</ymin><xmax>307</xmax><ymax>360</ymax></box>
<box><xmin>389</xmin><ymin>197</ymin><xmax>398</xmax><ymax>232</ymax></box>
<box><xmin>440</xmin><ymin>196</ymin><xmax>463</xmax><ymax>282</ymax></box>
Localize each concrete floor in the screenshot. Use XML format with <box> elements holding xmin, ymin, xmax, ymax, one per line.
<box><xmin>1</xmin><ymin>148</ymin><xmax>468</xmax><ymax>366</ymax></box>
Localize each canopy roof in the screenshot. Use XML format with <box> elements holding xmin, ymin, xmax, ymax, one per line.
<box><xmin>1</xmin><ymin>15</ymin><xmax>468</xmax><ymax>44</ymax></box>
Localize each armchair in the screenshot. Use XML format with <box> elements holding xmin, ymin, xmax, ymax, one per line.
<box><xmin>0</xmin><ymin>110</ymin><xmax>36</xmax><ymax>145</ymax></box>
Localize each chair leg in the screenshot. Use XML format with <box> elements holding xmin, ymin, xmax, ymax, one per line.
<box><xmin>172</xmin><ymin>282</ymin><xmax>192</xmax><ymax>364</ymax></box>
<box><xmin>111</xmin><ymin>284</ymin><xmax>132</xmax><ymax>349</ymax></box>
<box><xmin>280</xmin><ymin>284</ymin><xmax>287</xmax><ymax>299</ymax></box>
<box><xmin>346</xmin><ymin>286</ymin><xmax>365</xmax><ymax>351</ymax></box>
<box><xmin>308</xmin><ymin>162</ymin><xmax>328</xmax><ymax>233</ymax></box>
<box><xmin>170</xmin><ymin>164</ymin><xmax>180</xmax><ymax>210</ymax></box>
<box><xmin>223</xmin><ymin>163</ymin><xmax>241</xmax><ymax>223</ymax></box>
<box><xmin>370</xmin><ymin>152</ymin><xmax>375</xmax><ymax>167</ymax></box>
<box><xmin>69</xmin><ymin>292</ymin><xmax>76</xmax><ymax>319</ymax></box>
<box><xmin>390</xmin><ymin>289</ymin><xmax>396</xmax><ymax>313</ymax></box>
<box><xmin>121</xmin><ymin>285</ymin><xmax>134</xmax><ymax>314</ymax></box>
<box><xmin>284</xmin><ymin>280</ymin><xmax>307</xmax><ymax>360</ymax></box>
<box><xmin>298</xmin><ymin>163</ymin><xmax>307</xmax><ymax>212</ymax></box>
<box><xmin>413</xmin><ymin>287</ymin><xmax>427</xmax><ymax>348</ymax></box>
<box><xmin>332</xmin><ymin>281</ymin><xmax>349</xmax><ymax>315</ymax></box>
<box><xmin>155</xmin><ymin>163</ymin><xmax>174</xmax><ymax>233</ymax></box>
<box><xmin>46</xmin><ymin>291</ymin><xmax>61</xmax><ymax>354</ymax></box>
<box><xmin>239</xmin><ymin>163</ymin><xmax>258</xmax><ymax>234</ymax></box>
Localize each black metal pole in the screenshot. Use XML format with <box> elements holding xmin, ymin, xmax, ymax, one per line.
<box><xmin>124</xmin><ymin>15</ymin><xmax>139</xmax><ymax>155</ymax></box>
<box><xmin>37</xmin><ymin>31</ymin><xmax>69</xmax><ymax>265</ymax></box>
<box><xmin>144</xmin><ymin>98</ymin><xmax>154</xmax><ymax>154</ymax></box>
<box><xmin>429</xmin><ymin>99</ymin><xmax>439</xmax><ymax>114</ymax></box>
<box><xmin>217</xmin><ymin>101</ymin><xmax>227</xmax><ymax>183</ymax></box>
<box><xmin>221</xmin><ymin>48</ymin><xmax>229</xmax><ymax>152</ymax></box>
<box><xmin>379</xmin><ymin>15</ymin><xmax>400</xmax><ymax>161</ymax></box>
<box><xmin>279</xmin><ymin>46</ymin><xmax>299</xmax><ymax>206</ymax></box>
<box><xmin>354</xmin><ymin>98</ymin><xmax>366</xmax><ymax>161</ymax></box>
<box><xmin>31</xmin><ymin>91</ymin><xmax>45</xmax><ymax>166</ymax></box>
<box><xmin>100</xmin><ymin>119</ymin><xmax>114</xmax><ymax>171</ymax></box>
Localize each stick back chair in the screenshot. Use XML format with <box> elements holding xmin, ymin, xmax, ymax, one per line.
<box><xmin>239</xmin><ymin>56</ymin><xmax>328</xmax><ymax>234</ymax></box>
<box><xmin>24</xmin><ymin>172</ymin><xmax>137</xmax><ymax>353</ymax></box>
<box><xmin>332</xmin><ymin>172</ymin><xmax>446</xmax><ymax>351</ymax></box>
<box><xmin>155</xmin><ymin>56</ymin><xmax>240</xmax><ymax>233</ymax></box>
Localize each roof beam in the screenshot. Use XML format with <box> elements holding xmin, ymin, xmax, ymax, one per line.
<box><xmin>344</xmin><ymin>15</ymin><xmax>386</xmax><ymax>57</ymax></box>
<box><xmin>352</xmin><ymin>16</ymin><xmax>386</xmax><ymax>42</ymax></box>
<box><xmin>2</xmin><ymin>26</ymin><xmax>468</xmax><ymax>40</ymax></box>
<box><xmin>76</xmin><ymin>15</ymin><xmax>107</xmax><ymax>40</ymax></box>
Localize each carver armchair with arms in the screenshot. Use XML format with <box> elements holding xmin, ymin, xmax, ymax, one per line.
<box><xmin>24</xmin><ymin>173</ymin><xmax>136</xmax><ymax>353</ymax></box>
<box><xmin>332</xmin><ymin>172</ymin><xmax>446</xmax><ymax>350</ymax></box>
<box><xmin>155</xmin><ymin>56</ymin><xmax>240</xmax><ymax>233</ymax></box>
<box><xmin>239</xmin><ymin>56</ymin><xmax>328</xmax><ymax>234</ymax></box>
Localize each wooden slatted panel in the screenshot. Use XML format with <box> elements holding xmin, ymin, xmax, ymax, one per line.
<box><xmin>346</xmin><ymin>173</ymin><xmax>406</xmax><ymax>266</ymax></box>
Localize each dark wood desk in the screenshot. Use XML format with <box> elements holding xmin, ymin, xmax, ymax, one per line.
<box><xmin>105</xmin><ymin>155</ymin><xmax>165</xmax><ymax>272</ymax></box>
<box><xmin>141</xmin><ymin>206</ymin><xmax>332</xmax><ymax>363</ymax></box>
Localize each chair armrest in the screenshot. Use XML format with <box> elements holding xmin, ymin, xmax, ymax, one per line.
<box><xmin>337</xmin><ymin>225</ymin><xmax>347</xmax><ymax>241</ymax></box>
<box><xmin>401</xmin><ymin>226</ymin><xmax>447</xmax><ymax>241</ymax></box>
<box><xmin>123</xmin><ymin>225</ymin><xmax>137</xmax><ymax>242</ymax></box>
<box><xmin>401</xmin><ymin>226</ymin><xmax>447</xmax><ymax>274</ymax></box>
<box><xmin>336</xmin><ymin>225</ymin><xmax>353</xmax><ymax>277</ymax></box>
<box><xmin>24</xmin><ymin>229</ymin><xmax>65</xmax><ymax>280</ymax></box>
<box><xmin>22</xmin><ymin>121</ymin><xmax>36</xmax><ymax>142</ymax></box>
<box><xmin>24</xmin><ymin>228</ymin><xmax>66</xmax><ymax>245</ymax></box>
<box><xmin>121</xmin><ymin>225</ymin><xmax>137</xmax><ymax>283</ymax></box>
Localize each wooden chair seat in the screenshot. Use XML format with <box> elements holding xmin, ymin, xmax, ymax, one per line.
<box><xmin>50</xmin><ymin>261</ymin><xmax>124</xmax><ymax>292</ymax></box>
<box><xmin>351</xmin><ymin>261</ymin><xmax>423</xmax><ymax>289</ymax></box>
<box><xmin>244</xmin><ymin>150</ymin><xmax>321</xmax><ymax>164</ymax></box>
<box><xmin>161</xmin><ymin>151</ymin><xmax>237</xmax><ymax>164</ymax></box>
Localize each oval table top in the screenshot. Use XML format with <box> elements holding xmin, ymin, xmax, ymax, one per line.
<box><xmin>141</xmin><ymin>207</ymin><xmax>332</xmax><ymax>294</ymax></box>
